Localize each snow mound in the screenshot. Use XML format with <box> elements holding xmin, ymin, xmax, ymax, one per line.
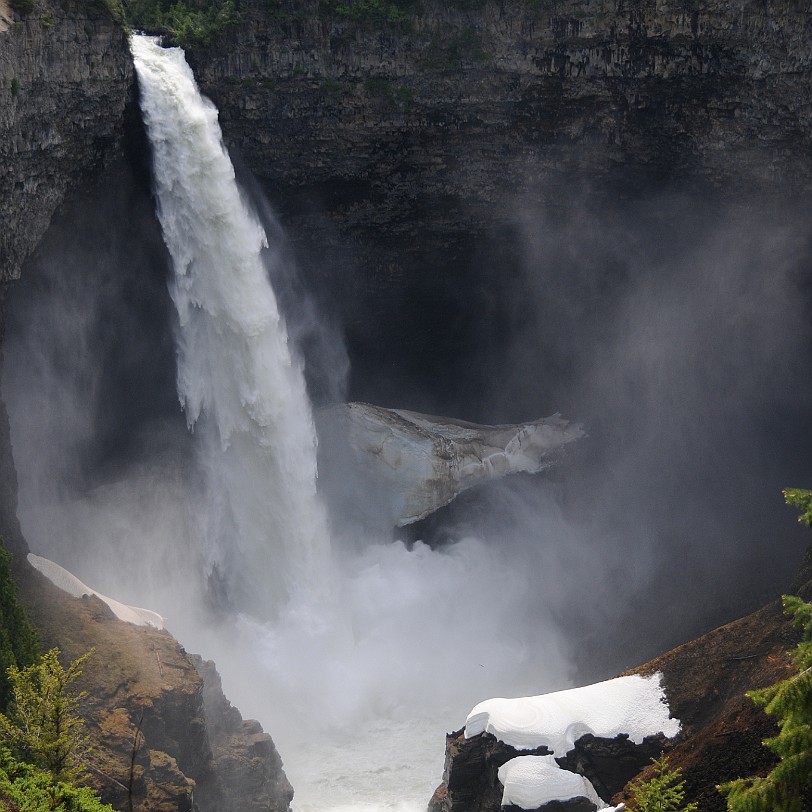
<box><xmin>28</xmin><ymin>554</ymin><xmax>165</xmax><ymax>629</ymax></box>
<box><xmin>465</xmin><ymin>673</ymin><xmax>679</xmax><ymax>753</ymax></box>
<box><xmin>498</xmin><ymin>756</ymin><xmax>624</xmax><ymax>811</ymax></box>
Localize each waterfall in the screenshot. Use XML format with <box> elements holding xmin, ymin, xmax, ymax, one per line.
<box><xmin>130</xmin><ymin>35</ymin><xmax>332</xmax><ymax>617</ymax></box>
<box><xmin>127</xmin><ymin>34</ymin><xmax>571</xmax><ymax>812</ymax></box>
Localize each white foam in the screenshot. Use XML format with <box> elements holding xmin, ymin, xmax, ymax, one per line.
<box><xmin>27</xmin><ymin>553</ymin><xmax>165</xmax><ymax>629</ymax></box>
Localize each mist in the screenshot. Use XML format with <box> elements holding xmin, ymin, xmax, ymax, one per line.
<box><xmin>3</xmin><ymin>91</ymin><xmax>812</xmax><ymax>811</ymax></box>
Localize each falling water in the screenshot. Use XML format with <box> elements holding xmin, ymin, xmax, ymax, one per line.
<box><xmin>127</xmin><ymin>34</ymin><xmax>573</xmax><ymax>811</ymax></box>
<box><xmin>131</xmin><ymin>35</ymin><xmax>332</xmax><ymax>618</ymax></box>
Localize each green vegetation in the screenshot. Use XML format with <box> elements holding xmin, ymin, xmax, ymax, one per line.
<box><xmin>719</xmin><ymin>594</ymin><xmax>812</xmax><ymax>811</ymax></box>
<box><xmin>628</xmin><ymin>754</ymin><xmax>698</xmax><ymax>812</ymax></box>
<box><xmin>0</xmin><ymin>648</ymin><xmax>94</xmax><ymax>782</ymax></box>
<box><xmin>716</xmin><ymin>491</ymin><xmax>812</xmax><ymax>810</ymax></box>
<box><xmin>0</xmin><ymin>747</ymin><xmax>114</xmax><ymax>812</ymax></box>
<box><xmin>124</xmin><ymin>0</ymin><xmax>239</xmax><ymax>46</ymax></box>
<box><xmin>319</xmin><ymin>79</ymin><xmax>346</xmax><ymax>97</ymax></box>
<box><xmin>9</xmin><ymin>0</ymin><xmax>35</xmax><ymax>15</ymax></box>
<box><xmin>784</xmin><ymin>488</ymin><xmax>812</xmax><ymax>529</ymax></box>
<box><xmin>9</xmin><ymin>78</ymin><xmax>21</xmax><ymax>98</ymax></box>
<box><xmin>0</xmin><ymin>541</ymin><xmax>38</xmax><ymax>711</ymax></box>
<box><xmin>363</xmin><ymin>77</ymin><xmax>412</xmax><ymax>103</ymax></box>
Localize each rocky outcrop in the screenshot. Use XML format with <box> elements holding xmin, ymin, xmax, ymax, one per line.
<box><xmin>429</xmin><ymin>587</ymin><xmax>803</xmax><ymax>812</ymax></box>
<box><xmin>191</xmin><ymin>656</ymin><xmax>294</xmax><ymax>812</ymax></box>
<box><xmin>13</xmin><ymin>558</ymin><xmax>293</xmax><ymax>812</ymax></box>
<box><xmin>317</xmin><ymin>402</ymin><xmax>583</xmax><ymax>528</ymax></box>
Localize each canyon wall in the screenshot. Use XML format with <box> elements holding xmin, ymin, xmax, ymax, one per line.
<box><xmin>185</xmin><ymin>0</ymin><xmax>812</xmax><ymax>407</ymax></box>
<box><xmin>0</xmin><ymin>0</ymin><xmax>132</xmax><ymax>553</ymax></box>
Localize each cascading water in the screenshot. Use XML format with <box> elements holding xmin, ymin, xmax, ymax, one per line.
<box><xmin>131</xmin><ymin>35</ymin><xmax>332</xmax><ymax>618</ymax></box>
<box><xmin>122</xmin><ymin>33</ymin><xmax>572</xmax><ymax>811</ymax></box>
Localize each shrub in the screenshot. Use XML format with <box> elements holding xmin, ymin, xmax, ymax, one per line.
<box><xmin>9</xmin><ymin>0</ymin><xmax>34</xmax><ymax>15</ymax></box>
<box><xmin>0</xmin><ymin>747</ymin><xmax>114</xmax><ymax>812</ymax></box>
<box><xmin>628</xmin><ymin>754</ymin><xmax>698</xmax><ymax>812</ymax></box>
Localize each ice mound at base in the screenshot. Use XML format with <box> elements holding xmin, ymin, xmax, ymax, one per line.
<box><xmin>465</xmin><ymin>672</ymin><xmax>680</xmax><ymax>752</ymax></box>
<box><xmin>498</xmin><ymin>756</ymin><xmax>625</xmax><ymax>811</ymax></box>
<box><xmin>28</xmin><ymin>554</ymin><xmax>165</xmax><ymax>629</ymax></box>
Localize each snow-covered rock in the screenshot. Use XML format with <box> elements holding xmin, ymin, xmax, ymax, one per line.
<box><xmin>27</xmin><ymin>553</ymin><xmax>165</xmax><ymax>628</ymax></box>
<box><xmin>317</xmin><ymin>402</ymin><xmax>584</xmax><ymax>528</ymax></box>
<box><xmin>498</xmin><ymin>756</ymin><xmax>624</xmax><ymax>811</ymax></box>
<box><xmin>451</xmin><ymin>674</ymin><xmax>676</xmax><ymax>811</ymax></box>
<box><xmin>465</xmin><ymin>673</ymin><xmax>680</xmax><ymax>753</ymax></box>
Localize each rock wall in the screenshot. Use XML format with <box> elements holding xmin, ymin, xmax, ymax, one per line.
<box><xmin>190</xmin><ymin>0</ymin><xmax>812</xmax><ymax>202</ymax></box>
<box><xmin>183</xmin><ymin>0</ymin><xmax>812</xmax><ymax>406</ymax></box>
<box><xmin>15</xmin><ymin>559</ymin><xmax>294</xmax><ymax>812</ymax></box>
<box><xmin>0</xmin><ymin>0</ymin><xmax>132</xmax><ymax>553</ymax></box>
<box><xmin>0</xmin><ymin>0</ymin><xmax>132</xmax><ymax>286</ymax></box>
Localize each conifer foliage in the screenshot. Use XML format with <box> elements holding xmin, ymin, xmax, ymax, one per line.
<box><xmin>0</xmin><ymin>539</ymin><xmax>38</xmax><ymax>710</ymax></box>
<box><xmin>628</xmin><ymin>753</ymin><xmax>698</xmax><ymax>812</ymax></box>
<box><xmin>0</xmin><ymin>648</ymin><xmax>94</xmax><ymax>783</ymax></box>
<box><xmin>719</xmin><ymin>594</ymin><xmax>812</xmax><ymax>812</ymax></box>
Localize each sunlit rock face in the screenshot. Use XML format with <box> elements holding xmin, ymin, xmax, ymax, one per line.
<box><xmin>318</xmin><ymin>402</ymin><xmax>584</xmax><ymax>530</ymax></box>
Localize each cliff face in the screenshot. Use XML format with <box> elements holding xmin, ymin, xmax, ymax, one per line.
<box><xmin>15</xmin><ymin>560</ymin><xmax>294</xmax><ymax>812</ymax></box>
<box><xmin>183</xmin><ymin>0</ymin><xmax>812</xmax><ymax>406</ymax></box>
<box><xmin>190</xmin><ymin>0</ymin><xmax>812</xmax><ymax>200</ymax></box>
<box><xmin>0</xmin><ymin>0</ymin><xmax>132</xmax><ymax>286</ymax></box>
<box><xmin>0</xmin><ymin>0</ymin><xmax>132</xmax><ymax>554</ymax></box>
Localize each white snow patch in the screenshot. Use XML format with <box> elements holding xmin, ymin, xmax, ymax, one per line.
<box><xmin>465</xmin><ymin>673</ymin><xmax>679</xmax><ymax>753</ymax></box>
<box><xmin>27</xmin><ymin>554</ymin><xmax>165</xmax><ymax>629</ymax></box>
<box><xmin>498</xmin><ymin>756</ymin><xmax>624</xmax><ymax>811</ymax></box>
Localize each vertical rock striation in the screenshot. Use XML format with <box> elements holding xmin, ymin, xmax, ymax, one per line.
<box><xmin>183</xmin><ymin>0</ymin><xmax>812</xmax><ymax>407</ymax></box>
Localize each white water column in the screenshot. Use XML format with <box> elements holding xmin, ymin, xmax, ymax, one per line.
<box><xmin>131</xmin><ymin>34</ymin><xmax>332</xmax><ymax>617</ymax></box>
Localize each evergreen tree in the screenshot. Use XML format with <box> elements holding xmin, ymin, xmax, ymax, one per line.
<box><xmin>0</xmin><ymin>746</ymin><xmax>114</xmax><ymax>812</ymax></box>
<box><xmin>784</xmin><ymin>488</ymin><xmax>812</xmax><ymax>529</ymax></box>
<box><xmin>628</xmin><ymin>753</ymin><xmax>698</xmax><ymax>812</ymax></box>
<box><xmin>719</xmin><ymin>594</ymin><xmax>812</xmax><ymax>812</ymax></box>
<box><xmin>0</xmin><ymin>538</ymin><xmax>38</xmax><ymax>711</ymax></box>
<box><xmin>0</xmin><ymin>648</ymin><xmax>94</xmax><ymax>783</ymax></box>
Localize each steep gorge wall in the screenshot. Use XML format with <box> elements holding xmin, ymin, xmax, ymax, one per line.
<box><xmin>185</xmin><ymin>0</ymin><xmax>812</xmax><ymax>407</ymax></box>
<box><xmin>0</xmin><ymin>0</ymin><xmax>132</xmax><ymax>553</ymax></box>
